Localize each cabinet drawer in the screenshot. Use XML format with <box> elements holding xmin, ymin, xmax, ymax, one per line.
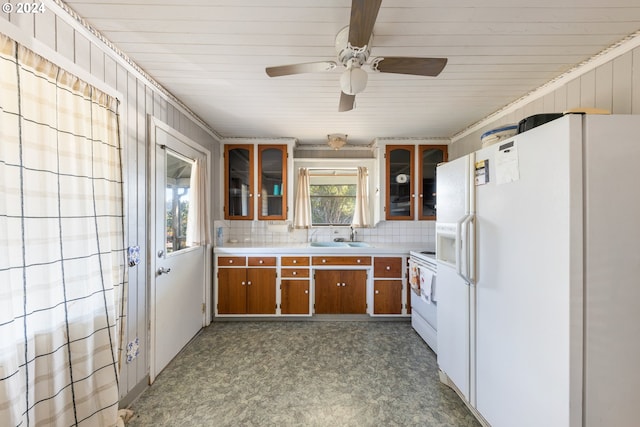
<box><xmin>218</xmin><ymin>256</ymin><xmax>246</xmax><ymax>266</ymax></box>
<box><xmin>248</xmin><ymin>256</ymin><xmax>277</xmax><ymax>266</ymax></box>
<box><xmin>312</xmin><ymin>256</ymin><xmax>371</xmax><ymax>266</ymax></box>
<box><xmin>282</xmin><ymin>256</ymin><xmax>310</xmax><ymax>266</ymax></box>
<box><xmin>374</xmin><ymin>257</ymin><xmax>403</xmax><ymax>278</ymax></box>
<box><xmin>281</xmin><ymin>268</ymin><xmax>310</xmax><ymax>278</ymax></box>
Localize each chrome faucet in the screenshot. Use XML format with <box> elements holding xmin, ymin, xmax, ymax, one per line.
<box><xmin>309</xmin><ymin>228</ymin><xmax>320</xmax><ymax>242</ymax></box>
<box><xmin>349</xmin><ymin>226</ymin><xmax>356</xmax><ymax>242</ymax></box>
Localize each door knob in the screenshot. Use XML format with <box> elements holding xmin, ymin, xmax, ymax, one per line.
<box><xmin>157</xmin><ymin>267</ymin><xmax>171</xmax><ymax>275</ymax></box>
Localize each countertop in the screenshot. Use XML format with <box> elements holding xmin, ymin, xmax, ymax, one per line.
<box><xmin>213</xmin><ymin>242</ymin><xmax>431</xmax><ymax>256</ymax></box>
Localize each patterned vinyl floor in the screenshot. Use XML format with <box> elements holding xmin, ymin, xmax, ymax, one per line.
<box><xmin>126</xmin><ymin>321</ymin><xmax>480</xmax><ymax>427</ymax></box>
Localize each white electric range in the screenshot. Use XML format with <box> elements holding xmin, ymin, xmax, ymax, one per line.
<box><xmin>409</xmin><ymin>250</ymin><xmax>437</xmax><ymax>353</ymax></box>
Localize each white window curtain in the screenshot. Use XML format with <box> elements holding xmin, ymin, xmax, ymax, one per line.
<box><xmin>293</xmin><ymin>167</ymin><xmax>312</xmax><ymax>228</ymax></box>
<box><xmin>186</xmin><ymin>157</ymin><xmax>211</xmax><ymax>246</ymax></box>
<box><xmin>351</xmin><ymin>166</ymin><xmax>371</xmax><ymax>227</ymax></box>
<box><xmin>0</xmin><ymin>33</ymin><xmax>127</xmax><ymax>426</ymax></box>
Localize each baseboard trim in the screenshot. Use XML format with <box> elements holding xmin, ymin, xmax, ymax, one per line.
<box><xmin>119</xmin><ymin>375</ymin><xmax>149</xmax><ymax>409</ymax></box>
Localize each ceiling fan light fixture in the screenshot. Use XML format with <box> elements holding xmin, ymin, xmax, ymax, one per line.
<box><xmin>340</xmin><ymin>66</ymin><xmax>368</xmax><ymax>95</ymax></box>
<box><xmin>327</xmin><ymin>133</ymin><xmax>348</xmax><ymax>150</ymax></box>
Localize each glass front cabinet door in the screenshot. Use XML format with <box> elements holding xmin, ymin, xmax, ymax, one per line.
<box><xmin>258</xmin><ymin>145</ymin><xmax>287</xmax><ymax>220</ymax></box>
<box><xmin>224</xmin><ymin>144</ymin><xmax>254</xmax><ymax>220</ymax></box>
<box><xmin>386</xmin><ymin>145</ymin><xmax>414</xmax><ymax>220</ymax></box>
<box><xmin>418</xmin><ymin>145</ymin><xmax>447</xmax><ymax>220</ymax></box>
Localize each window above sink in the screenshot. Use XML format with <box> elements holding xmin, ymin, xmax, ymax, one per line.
<box><xmin>293</xmin><ymin>158</ymin><xmax>380</xmax><ymax>227</ymax></box>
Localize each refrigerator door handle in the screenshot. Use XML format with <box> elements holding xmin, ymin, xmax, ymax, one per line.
<box><xmin>455</xmin><ymin>215</ymin><xmax>465</xmax><ymax>280</ymax></box>
<box><xmin>457</xmin><ymin>214</ymin><xmax>472</xmax><ymax>284</ymax></box>
<box><xmin>463</xmin><ymin>214</ymin><xmax>476</xmax><ymax>285</ymax></box>
<box><xmin>456</xmin><ymin>214</ymin><xmax>475</xmax><ymax>285</ymax></box>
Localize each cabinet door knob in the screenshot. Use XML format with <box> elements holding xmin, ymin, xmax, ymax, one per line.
<box><xmin>386</xmin><ymin>266</ymin><xmax>390</xmax><ymax>270</ymax></box>
<box><xmin>247</xmin><ymin>281</ymin><xmax>252</xmax><ymax>285</ymax></box>
<box><xmin>336</xmin><ymin>282</ymin><xmax>341</xmax><ymax>287</ymax></box>
<box><xmin>304</xmin><ymin>290</ymin><xmax>309</xmax><ymax>294</ymax></box>
<box><xmin>342</xmin><ymin>283</ymin><xmax>346</xmax><ymax>287</ymax></box>
<box><xmin>375</xmin><ymin>290</ymin><xmax>379</xmax><ymax>294</ymax></box>
<box><xmin>241</xmin><ymin>281</ymin><xmax>246</xmax><ymax>285</ymax></box>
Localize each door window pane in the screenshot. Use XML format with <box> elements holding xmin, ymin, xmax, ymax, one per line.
<box><xmin>166</xmin><ymin>152</ymin><xmax>193</xmax><ymax>253</ymax></box>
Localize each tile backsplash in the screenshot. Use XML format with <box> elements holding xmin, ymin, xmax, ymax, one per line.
<box><xmin>213</xmin><ymin>220</ymin><xmax>435</xmax><ymax>248</ymax></box>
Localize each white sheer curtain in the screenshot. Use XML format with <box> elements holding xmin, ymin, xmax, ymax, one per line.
<box><xmin>0</xmin><ymin>33</ymin><xmax>126</xmax><ymax>426</ymax></box>
<box><xmin>351</xmin><ymin>166</ymin><xmax>371</xmax><ymax>227</ymax></box>
<box><xmin>293</xmin><ymin>167</ymin><xmax>312</xmax><ymax>228</ymax></box>
<box><xmin>186</xmin><ymin>157</ymin><xmax>211</xmax><ymax>246</ymax></box>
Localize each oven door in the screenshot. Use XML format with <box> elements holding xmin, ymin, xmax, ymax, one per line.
<box><xmin>410</xmin><ymin>258</ymin><xmax>437</xmax><ymax>353</ymax></box>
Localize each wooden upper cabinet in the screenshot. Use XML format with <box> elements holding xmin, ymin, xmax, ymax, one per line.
<box><xmin>419</xmin><ymin>145</ymin><xmax>448</xmax><ymax>220</ymax></box>
<box><xmin>386</xmin><ymin>145</ymin><xmax>414</xmax><ymax>220</ymax></box>
<box><xmin>224</xmin><ymin>144</ymin><xmax>254</xmax><ymax>220</ymax></box>
<box><xmin>258</xmin><ymin>145</ymin><xmax>287</xmax><ymax>220</ymax></box>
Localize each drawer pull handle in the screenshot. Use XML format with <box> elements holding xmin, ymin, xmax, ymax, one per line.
<box><xmin>357</xmin><ymin>259</ymin><xmax>361</xmax><ymax>264</ymax></box>
<box><xmin>292</xmin><ymin>271</ymin><xmax>297</xmax><ymax>276</ymax></box>
<box><xmin>229</xmin><ymin>260</ymin><xmax>234</xmax><ymax>264</ymax></box>
<box><xmin>293</xmin><ymin>260</ymin><xmax>297</xmax><ymax>264</ymax></box>
<box><xmin>322</xmin><ymin>259</ymin><xmax>327</xmax><ymax>263</ymax></box>
<box><xmin>259</xmin><ymin>260</ymin><xmax>264</xmax><ymax>264</ymax></box>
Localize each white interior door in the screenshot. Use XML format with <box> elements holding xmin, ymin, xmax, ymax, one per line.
<box><xmin>151</xmin><ymin>123</ymin><xmax>207</xmax><ymax>381</ymax></box>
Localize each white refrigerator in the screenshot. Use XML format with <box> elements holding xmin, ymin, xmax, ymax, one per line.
<box><xmin>435</xmin><ymin>114</ymin><xmax>640</xmax><ymax>427</ymax></box>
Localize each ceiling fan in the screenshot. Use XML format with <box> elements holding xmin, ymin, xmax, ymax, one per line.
<box><xmin>265</xmin><ymin>0</ymin><xmax>447</xmax><ymax>112</ymax></box>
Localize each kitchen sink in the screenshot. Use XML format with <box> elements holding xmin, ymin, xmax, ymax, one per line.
<box><xmin>309</xmin><ymin>241</ymin><xmax>370</xmax><ymax>248</ymax></box>
<box><xmin>309</xmin><ymin>241</ymin><xmax>349</xmax><ymax>247</ymax></box>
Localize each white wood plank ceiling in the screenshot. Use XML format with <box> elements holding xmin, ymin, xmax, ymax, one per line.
<box><xmin>63</xmin><ymin>0</ymin><xmax>640</xmax><ymax>145</ymax></box>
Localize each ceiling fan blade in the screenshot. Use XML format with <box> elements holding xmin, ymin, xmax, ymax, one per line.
<box><xmin>374</xmin><ymin>57</ymin><xmax>448</xmax><ymax>77</ymax></box>
<box><xmin>266</xmin><ymin>61</ymin><xmax>337</xmax><ymax>77</ymax></box>
<box><xmin>348</xmin><ymin>0</ymin><xmax>382</xmax><ymax>47</ymax></box>
<box><xmin>339</xmin><ymin>92</ymin><xmax>356</xmax><ymax>112</ymax></box>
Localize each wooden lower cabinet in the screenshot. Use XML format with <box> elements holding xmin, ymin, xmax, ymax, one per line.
<box><xmin>314</xmin><ymin>269</ymin><xmax>366</xmax><ymax>314</ymax></box>
<box><xmin>281</xmin><ymin>280</ymin><xmax>310</xmax><ymax>314</ymax></box>
<box><xmin>374</xmin><ymin>280</ymin><xmax>403</xmax><ymax>314</ymax></box>
<box><xmin>218</xmin><ymin>267</ymin><xmax>276</xmax><ymax>314</ymax></box>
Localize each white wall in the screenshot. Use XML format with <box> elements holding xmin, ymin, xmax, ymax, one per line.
<box><xmin>450</xmin><ymin>43</ymin><xmax>640</xmax><ymax>158</ymax></box>
<box><xmin>1</xmin><ymin>8</ymin><xmax>220</xmax><ymax>404</ymax></box>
